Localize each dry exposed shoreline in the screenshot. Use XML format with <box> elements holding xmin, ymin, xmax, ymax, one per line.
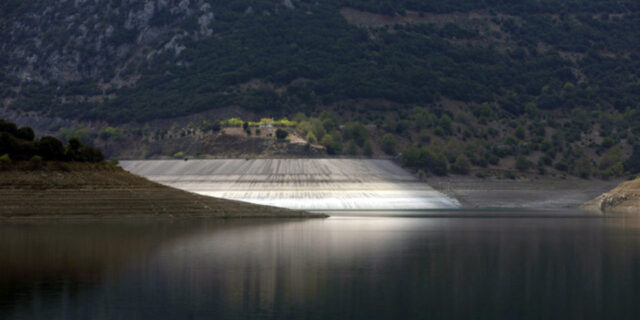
<box><xmin>581</xmin><ymin>177</ymin><xmax>640</xmax><ymax>214</ymax></box>
<box><xmin>427</xmin><ymin>175</ymin><xmax>625</xmax><ymax>210</ymax></box>
<box><xmin>0</xmin><ymin>166</ymin><xmax>327</xmax><ymax>220</ymax></box>
<box><xmin>0</xmin><ymin>163</ymin><xmax>630</xmax><ymax>219</ymax></box>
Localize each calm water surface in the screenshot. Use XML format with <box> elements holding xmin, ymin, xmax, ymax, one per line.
<box><xmin>2</xmin><ymin>211</ymin><xmax>640</xmax><ymax>319</ymax></box>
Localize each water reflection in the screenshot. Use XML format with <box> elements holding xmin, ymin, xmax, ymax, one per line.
<box><xmin>2</xmin><ymin>215</ymin><xmax>640</xmax><ymax>319</ymax></box>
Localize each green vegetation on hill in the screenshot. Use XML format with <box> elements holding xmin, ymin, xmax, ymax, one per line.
<box><xmin>3</xmin><ymin>1</ymin><xmax>640</xmax><ymax>178</ymax></box>
<box><xmin>3</xmin><ymin>0</ymin><xmax>640</xmax><ymax>122</ymax></box>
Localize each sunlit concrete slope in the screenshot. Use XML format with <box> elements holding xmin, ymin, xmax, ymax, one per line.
<box><xmin>120</xmin><ymin>159</ymin><xmax>460</xmax><ymax>211</ymax></box>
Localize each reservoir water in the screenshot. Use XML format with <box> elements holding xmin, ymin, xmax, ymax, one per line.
<box><xmin>2</xmin><ymin>212</ymin><xmax>640</xmax><ymax>319</ymax></box>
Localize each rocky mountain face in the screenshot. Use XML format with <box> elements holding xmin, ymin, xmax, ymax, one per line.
<box><xmin>2</xmin><ymin>0</ymin><xmax>216</xmax><ymax>85</ymax></box>
<box><xmin>3</xmin><ymin>0</ymin><xmax>640</xmax><ymax>126</ymax></box>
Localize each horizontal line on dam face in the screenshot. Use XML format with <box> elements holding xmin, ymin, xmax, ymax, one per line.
<box><xmin>120</xmin><ymin>159</ymin><xmax>460</xmax><ymax>211</ymax></box>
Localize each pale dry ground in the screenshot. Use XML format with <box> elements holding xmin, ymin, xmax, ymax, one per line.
<box><xmin>428</xmin><ymin>176</ymin><xmax>624</xmax><ymax>210</ymax></box>
<box><xmin>120</xmin><ymin>159</ymin><xmax>461</xmax><ymax>211</ymax></box>
<box><xmin>0</xmin><ymin>168</ymin><xmax>324</xmax><ymax>219</ymax></box>
<box><xmin>582</xmin><ymin>177</ymin><xmax>640</xmax><ymax>213</ymax></box>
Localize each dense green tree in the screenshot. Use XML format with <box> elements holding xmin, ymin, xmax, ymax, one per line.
<box><xmin>16</xmin><ymin>126</ymin><xmax>35</xmax><ymax>141</ymax></box>
<box><xmin>37</xmin><ymin>136</ymin><xmax>66</xmax><ymax>161</ymax></box>
<box><xmin>430</xmin><ymin>152</ymin><xmax>449</xmax><ymax>176</ymax></box>
<box><xmin>80</xmin><ymin>147</ymin><xmax>105</xmax><ymax>163</ymax></box>
<box><xmin>321</xmin><ymin>134</ymin><xmax>342</xmax><ymax>155</ymax></box>
<box><xmin>342</xmin><ymin>122</ymin><xmax>368</xmax><ymax>147</ymax></box>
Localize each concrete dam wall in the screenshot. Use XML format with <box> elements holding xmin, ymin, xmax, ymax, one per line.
<box><xmin>120</xmin><ymin>159</ymin><xmax>460</xmax><ymax>211</ymax></box>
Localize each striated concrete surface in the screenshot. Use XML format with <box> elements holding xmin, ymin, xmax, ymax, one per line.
<box><xmin>120</xmin><ymin>159</ymin><xmax>460</xmax><ymax>211</ymax></box>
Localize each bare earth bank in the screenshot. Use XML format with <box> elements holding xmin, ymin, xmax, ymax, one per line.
<box><xmin>0</xmin><ymin>168</ymin><xmax>326</xmax><ymax>220</ymax></box>
<box><xmin>427</xmin><ymin>176</ymin><xmax>625</xmax><ymax>210</ymax></box>
<box><xmin>582</xmin><ymin>177</ymin><xmax>640</xmax><ymax>214</ymax></box>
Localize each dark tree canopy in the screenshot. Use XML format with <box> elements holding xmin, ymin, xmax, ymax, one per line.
<box><xmin>0</xmin><ymin>119</ymin><xmax>105</xmax><ymax>164</ymax></box>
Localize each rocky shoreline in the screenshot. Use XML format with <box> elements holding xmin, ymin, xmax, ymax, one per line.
<box><xmin>581</xmin><ymin>178</ymin><xmax>640</xmax><ymax>214</ymax></box>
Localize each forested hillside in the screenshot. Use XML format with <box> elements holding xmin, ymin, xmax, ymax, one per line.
<box><xmin>2</xmin><ymin>0</ymin><xmax>640</xmax><ymax>178</ymax></box>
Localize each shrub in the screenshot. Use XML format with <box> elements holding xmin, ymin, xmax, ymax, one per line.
<box><xmin>297</xmin><ymin>118</ymin><xmax>326</xmax><ymax>141</ymax></box>
<box><xmin>401</xmin><ymin>146</ymin><xmax>422</xmax><ymax>167</ymax></box>
<box><xmin>624</xmin><ymin>146</ymin><xmax>640</xmax><ymax>174</ymax></box>
<box><xmin>504</xmin><ymin>171</ymin><xmax>517</xmax><ymax>179</ymax></box>
<box><xmin>173</xmin><ymin>151</ymin><xmax>186</xmax><ymax>158</ymax></box>
<box><xmin>516</xmin><ymin>156</ymin><xmax>532</xmax><ymax>171</ymax></box>
<box><xmin>452</xmin><ymin>154</ymin><xmax>472</xmax><ymax>175</ymax></box>
<box><xmin>275</xmin><ymin>128</ymin><xmax>289</xmax><ymax>140</ymax></box>
<box><xmin>98</xmin><ymin>127</ymin><xmax>124</xmax><ymax>141</ymax></box>
<box><xmin>537</xmin><ymin>164</ymin><xmax>547</xmax><ymax>175</ymax></box>
<box><xmin>485</xmin><ymin>153</ymin><xmax>500</xmax><ymax>165</ymax></box>
<box><xmin>381</xmin><ymin>134</ymin><xmax>396</xmax><ymax>155</ymax></box>
<box><xmin>342</xmin><ymin>122</ymin><xmax>367</xmax><ymax>147</ymax></box>
<box><xmin>28</xmin><ymin>155</ymin><xmax>43</xmax><ymax>170</ymax></box>
<box><xmin>515</xmin><ymin>126</ymin><xmax>526</xmax><ymax>140</ymax></box>
<box><xmin>438</xmin><ymin>115</ymin><xmax>453</xmax><ymax>135</ymax></box>
<box><xmin>574</xmin><ymin>157</ymin><xmax>592</xmax><ymax>179</ymax></box>
<box><xmin>272</xmin><ymin>118</ymin><xmax>296</xmax><ymax>127</ymax></box>
<box><xmin>601</xmin><ymin>137</ymin><xmax>616</xmax><ymax>149</ymax></box>
<box><xmin>81</xmin><ymin>147</ymin><xmax>105</xmax><ymax>163</ymax></box>
<box><xmin>599</xmin><ymin>146</ymin><xmax>624</xmax><ymax>172</ymax></box>
<box><xmin>320</xmin><ymin>134</ymin><xmax>342</xmax><ymax>155</ymax></box>
<box><xmin>430</xmin><ymin>152</ymin><xmax>449</xmax><ymax>176</ymax></box>
<box><xmin>68</xmin><ymin>138</ymin><xmax>83</xmax><ymax>151</ymax></box>
<box><xmin>0</xmin><ymin>119</ymin><xmax>18</xmax><ymax>136</ymax></box>
<box><xmin>554</xmin><ymin>160</ymin><xmax>569</xmax><ymax>172</ymax></box>
<box><xmin>0</xmin><ymin>153</ymin><xmax>11</xmax><ymax>170</ymax></box>
<box><xmin>344</xmin><ymin>140</ymin><xmax>358</xmax><ymax>156</ymax></box>
<box><xmin>363</xmin><ymin>141</ymin><xmax>373</xmax><ymax>157</ymax></box>
<box><xmin>222</xmin><ymin>118</ymin><xmax>244</xmax><ymax>127</ymax></box>
<box><xmin>418</xmin><ymin>130</ymin><xmax>431</xmax><ymax>143</ymax></box>
<box><xmin>305</xmin><ymin>131</ymin><xmax>318</xmax><ymax>144</ymax></box>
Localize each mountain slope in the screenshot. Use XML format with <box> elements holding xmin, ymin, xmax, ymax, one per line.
<box><xmin>2</xmin><ymin>0</ymin><xmax>640</xmax><ymax>123</ymax></box>
<box><xmin>3</xmin><ymin>1</ymin><xmax>640</xmax><ymax>179</ymax></box>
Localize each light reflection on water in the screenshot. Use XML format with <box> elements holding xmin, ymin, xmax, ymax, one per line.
<box><xmin>2</xmin><ymin>213</ymin><xmax>640</xmax><ymax>319</ymax></box>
